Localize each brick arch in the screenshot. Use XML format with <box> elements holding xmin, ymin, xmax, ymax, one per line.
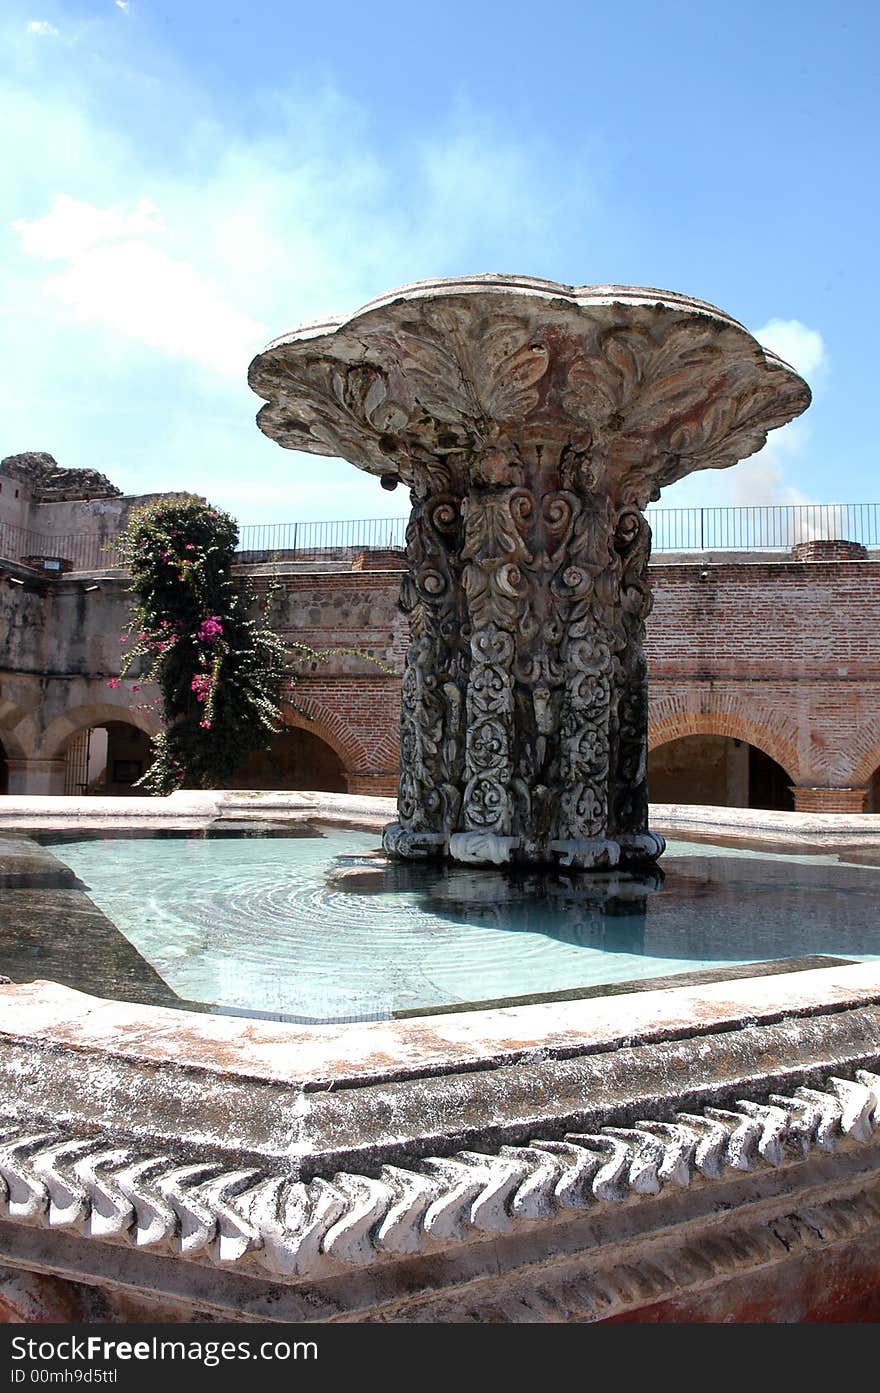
<box><xmin>648</xmin><ymin>708</ymin><xmax>800</xmax><ymax>784</ymax></box>
<box><xmin>279</xmin><ymin>699</ymin><xmax>369</xmax><ymax>774</ymax></box>
<box><xmin>850</xmin><ymin>731</ymin><xmax>880</xmax><ymax>788</ymax></box>
<box><xmin>38</xmin><ymin>703</ymin><xmax>161</xmax><ymax>761</ymax></box>
<box><xmin>370</xmin><ymin>727</ymin><xmax>401</xmax><ymax>770</ymax></box>
<box><xmin>0</xmin><ymin>699</ymin><xmax>38</xmax><ymax>760</ymax></box>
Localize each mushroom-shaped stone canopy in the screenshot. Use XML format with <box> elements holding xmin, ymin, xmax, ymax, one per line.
<box><xmin>248</xmin><ymin>275</ymin><xmax>810</xmax><ymax>508</ymax></box>
<box><xmin>249</xmin><ymin>277</ymin><xmax>811</xmax><ymax>871</ymax></box>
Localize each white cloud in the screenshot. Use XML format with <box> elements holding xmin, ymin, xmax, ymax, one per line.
<box><xmin>115</xmin><ymin>1</ymin><xmax>130</xmax><ymax>11</ymax></box>
<box><xmin>26</xmin><ymin>20</ymin><xmax>58</xmax><ymax>36</ymax></box>
<box><xmin>728</xmin><ymin>432</ymin><xmax>816</xmax><ymax>509</ymax></box>
<box><xmin>14</xmin><ymin>194</ymin><xmax>268</xmax><ymax>378</ymax></box>
<box><xmin>752</xmin><ymin>318</ymin><xmax>828</xmax><ymax>381</ymax></box>
<box><xmin>13</xmin><ymin>194</ymin><xmax>162</xmax><ymax>260</ymax></box>
<box><xmin>0</xmin><ymin>45</ymin><xmax>602</xmax><ymax>520</ymax></box>
<box><xmin>701</xmin><ymin>317</ymin><xmax>831</xmax><ymax>515</ymax></box>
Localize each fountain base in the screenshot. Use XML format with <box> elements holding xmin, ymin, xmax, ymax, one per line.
<box><xmin>383</xmin><ymin>820</ymin><xmax>666</xmax><ymax>869</ymax></box>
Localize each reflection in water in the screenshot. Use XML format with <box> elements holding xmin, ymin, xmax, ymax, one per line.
<box><xmin>327</xmin><ymin>848</ymin><xmax>880</xmax><ymax>964</ymax></box>
<box><xmin>328</xmin><ymin>857</ymin><xmax>663</xmax><ymax>956</ymax></box>
<box><xmin>0</xmin><ymin>828</ymin><xmax>875</xmax><ymax>1025</ymax></box>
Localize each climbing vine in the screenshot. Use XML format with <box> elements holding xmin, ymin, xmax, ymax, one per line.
<box><xmin>113</xmin><ymin>496</ymin><xmax>290</xmax><ymax>794</ymax></box>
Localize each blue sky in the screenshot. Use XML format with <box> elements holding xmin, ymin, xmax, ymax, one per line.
<box><xmin>2</xmin><ymin>1</ymin><xmax>877</xmax><ymax>526</ymax></box>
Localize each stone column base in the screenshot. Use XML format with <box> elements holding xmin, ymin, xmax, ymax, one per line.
<box><xmin>792</xmin><ymin>785</ymin><xmax>868</xmax><ymax>813</ymax></box>
<box><xmin>383</xmin><ymin>822</ymin><xmax>666</xmax><ymax>869</ymax></box>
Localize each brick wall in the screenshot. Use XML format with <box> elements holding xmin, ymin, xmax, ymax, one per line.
<box><xmin>3</xmin><ymin>554</ymin><xmax>879</xmax><ymax>808</ymax></box>
<box><xmin>645</xmin><ymin>559</ymin><xmax>880</xmax><ymax>805</ymax></box>
<box><xmin>259</xmin><ymin>556</ymin><xmax>880</xmax><ymax>806</ymax></box>
<box><xmin>256</xmin><ymin>568</ymin><xmax>406</xmax><ymax>795</ymax></box>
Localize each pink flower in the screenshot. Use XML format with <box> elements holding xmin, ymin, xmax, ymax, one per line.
<box><xmin>197</xmin><ymin>616</ymin><xmax>223</xmax><ymax>642</ymax></box>
<box><xmin>106</xmin><ymin>678</ymin><xmax>121</xmax><ymax>689</ymax></box>
<box><xmin>190</xmin><ymin>673</ymin><xmax>212</xmax><ymax>701</ymax></box>
<box><xmin>185</xmin><ymin>543</ymin><xmax>196</xmax><ymax>551</ymax></box>
<box><xmin>199</xmin><ymin>720</ymin><xmax>212</xmax><ymax>729</ymax></box>
<box><xmin>118</xmin><ymin>636</ymin><xmax>127</xmax><ymax>643</ymax></box>
<box><xmin>130</xmin><ymin>684</ymin><xmax>140</xmax><ymax>692</ymax></box>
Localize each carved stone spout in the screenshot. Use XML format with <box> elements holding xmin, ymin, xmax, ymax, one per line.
<box><xmin>249</xmin><ymin>276</ymin><xmax>810</xmax><ymax>869</ymax></box>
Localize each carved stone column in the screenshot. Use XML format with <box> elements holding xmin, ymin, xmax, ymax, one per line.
<box><xmin>393</xmin><ymin>485</ymin><xmax>466</xmax><ymax>858</ymax></box>
<box><xmin>250</xmin><ymin>276</ymin><xmax>810</xmax><ymax>869</ymax></box>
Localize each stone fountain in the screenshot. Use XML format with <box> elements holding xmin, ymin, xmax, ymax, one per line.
<box><xmin>249</xmin><ymin>276</ymin><xmax>810</xmax><ymax>870</ymax></box>
<box><xmin>8</xmin><ymin>284</ymin><xmax>880</xmax><ymax>1329</ymax></box>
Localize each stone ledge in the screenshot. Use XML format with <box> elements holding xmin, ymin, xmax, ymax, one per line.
<box><xmin>0</xmin><ymin>790</ymin><xmax>396</xmax><ymax>828</ymax></box>
<box><xmin>2</xmin><ymin>969</ymin><xmax>880</xmax><ymax>1319</ymax></box>
<box><xmin>2</xmin><ymin>795</ymin><xmax>880</xmax><ymax>848</ymax></box>
<box><xmin>651</xmin><ymin>802</ymin><xmax>880</xmax><ymax>845</ymax></box>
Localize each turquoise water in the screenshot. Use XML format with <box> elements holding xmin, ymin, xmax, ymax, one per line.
<box><xmin>23</xmin><ymin>826</ymin><xmax>880</xmax><ymax>1023</ymax></box>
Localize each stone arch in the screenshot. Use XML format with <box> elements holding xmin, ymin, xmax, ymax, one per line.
<box><xmin>647</xmin><ymin>707</ymin><xmax>800</xmax><ymax>785</ymax></box>
<box><xmin>0</xmin><ymin>699</ymin><xmax>38</xmax><ymax>760</ymax></box>
<box><xmin>279</xmin><ymin>698</ymin><xmax>370</xmax><ymax>775</ymax></box>
<box><xmin>37</xmin><ymin>702</ymin><xmax>161</xmax><ymax>761</ymax></box>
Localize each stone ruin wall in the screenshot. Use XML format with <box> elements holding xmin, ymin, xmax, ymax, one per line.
<box><xmin>0</xmin><ymin>452</ymin><xmax>122</xmax><ymax>502</ymax></box>
<box><xmin>0</xmin><ymin>452</ymin><xmax>198</xmax><ymax>551</ymax></box>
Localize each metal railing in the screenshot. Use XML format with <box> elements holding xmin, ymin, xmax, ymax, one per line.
<box><xmin>0</xmin><ymin>521</ymin><xmax>123</xmax><ymax>572</ymax></box>
<box><xmin>2</xmin><ymin>504</ymin><xmax>878</xmax><ymax>574</ymax></box>
<box><xmin>644</xmin><ymin>503</ymin><xmax>880</xmax><ymax>552</ymax></box>
<box><xmin>235</xmin><ymin>515</ymin><xmax>408</xmax><ymax>564</ymax></box>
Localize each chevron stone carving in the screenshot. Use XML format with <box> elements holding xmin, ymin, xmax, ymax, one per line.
<box><xmin>2</xmin><ymin>1069</ymin><xmax>879</xmax><ymax>1281</ymax></box>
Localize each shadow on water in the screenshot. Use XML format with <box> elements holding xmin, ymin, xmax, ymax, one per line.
<box><xmin>326</xmin><ymin>849</ymin><xmax>880</xmax><ymax>963</ymax></box>
<box><xmin>329</xmin><ymin>858</ymin><xmax>661</xmax><ymax>955</ymax></box>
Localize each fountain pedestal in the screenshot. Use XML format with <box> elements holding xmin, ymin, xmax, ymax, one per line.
<box><xmin>250</xmin><ymin>277</ymin><xmax>810</xmax><ymax>868</ymax></box>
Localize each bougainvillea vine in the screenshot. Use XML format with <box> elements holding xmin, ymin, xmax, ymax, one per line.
<box><xmin>113</xmin><ymin>495</ymin><xmax>290</xmax><ymax>794</ymax></box>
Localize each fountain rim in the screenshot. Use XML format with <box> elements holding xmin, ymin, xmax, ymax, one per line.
<box><xmin>252</xmin><ymin>273</ymin><xmax>796</xmax><ymax>376</ymax></box>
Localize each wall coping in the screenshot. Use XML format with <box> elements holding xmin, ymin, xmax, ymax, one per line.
<box><xmin>1</xmin><ymin>793</ymin><xmax>878</xmax><ymax>843</ymax></box>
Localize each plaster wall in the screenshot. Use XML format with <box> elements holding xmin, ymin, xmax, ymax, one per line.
<box><xmin>27</xmin><ymin>493</ymin><xmax>194</xmax><ymax>546</ymax></box>
<box><xmin>0</xmin><ymin>477</ymin><xmax>32</xmax><ymax>531</ymax></box>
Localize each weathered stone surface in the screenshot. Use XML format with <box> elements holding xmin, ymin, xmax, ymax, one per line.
<box><xmin>0</xmin><ymin>836</ymin><xmax>191</xmax><ymax>1011</ymax></box>
<box><xmin>2</xmin><ymin>966</ymin><xmax>880</xmax><ymax>1321</ymax></box>
<box><xmin>249</xmin><ymin>277</ymin><xmax>811</xmax><ymax>869</ymax></box>
<box><xmin>0</xmin><ymin>453</ymin><xmax>122</xmax><ymax>502</ymax></box>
